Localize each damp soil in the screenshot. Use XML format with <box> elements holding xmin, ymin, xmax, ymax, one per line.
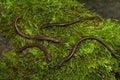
<box><xmin>78</xmin><ymin>0</ymin><xmax>120</xmax><ymax>20</ymax></box>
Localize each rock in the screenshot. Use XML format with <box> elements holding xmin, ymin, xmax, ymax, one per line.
<box><xmin>78</xmin><ymin>0</ymin><xmax>120</xmax><ymax>20</ymax></box>
<box><xmin>0</xmin><ymin>35</ymin><xmax>12</xmax><ymax>53</ymax></box>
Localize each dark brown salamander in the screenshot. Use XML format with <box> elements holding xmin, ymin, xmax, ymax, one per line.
<box><xmin>14</xmin><ymin>17</ymin><xmax>59</xmax><ymax>43</ymax></box>
<box><xmin>57</xmin><ymin>36</ymin><xmax>117</xmax><ymax>68</ymax></box>
<box><xmin>18</xmin><ymin>43</ymin><xmax>51</xmax><ymax>61</ymax></box>
<box><xmin>41</xmin><ymin>16</ymin><xmax>102</xmax><ymax>29</ymax></box>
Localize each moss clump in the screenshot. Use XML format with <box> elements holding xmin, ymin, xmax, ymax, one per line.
<box><xmin>0</xmin><ymin>0</ymin><xmax>120</xmax><ymax>80</ymax></box>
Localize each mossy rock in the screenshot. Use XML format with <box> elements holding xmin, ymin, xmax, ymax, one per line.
<box><xmin>0</xmin><ymin>0</ymin><xmax>120</xmax><ymax>80</ymax></box>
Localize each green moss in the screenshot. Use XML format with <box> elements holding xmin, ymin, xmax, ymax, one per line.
<box><xmin>0</xmin><ymin>0</ymin><xmax>120</xmax><ymax>80</ymax></box>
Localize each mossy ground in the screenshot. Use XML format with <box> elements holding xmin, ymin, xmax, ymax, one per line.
<box><xmin>0</xmin><ymin>0</ymin><xmax>120</xmax><ymax>80</ymax></box>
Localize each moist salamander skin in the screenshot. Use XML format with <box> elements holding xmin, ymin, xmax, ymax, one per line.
<box><xmin>57</xmin><ymin>36</ymin><xmax>117</xmax><ymax>68</ymax></box>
